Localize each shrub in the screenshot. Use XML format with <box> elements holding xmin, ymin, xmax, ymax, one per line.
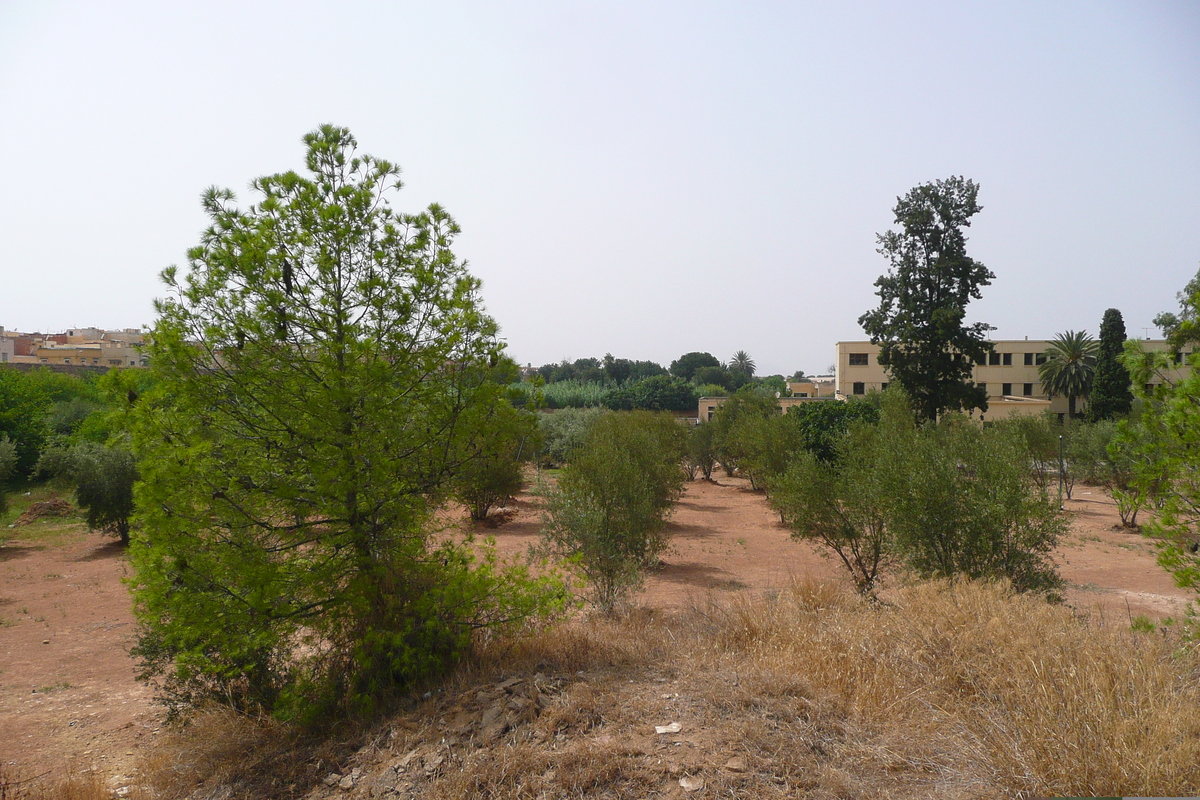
<box><xmin>540</xmin><ymin>411</ymin><xmax>687</xmax><ymax>613</ymax></box>
<box><xmin>537</xmin><ymin>407</ymin><xmax>605</xmax><ymax>468</ymax></box>
<box><xmin>453</xmin><ymin>403</ymin><xmax>540</xmax><ymax>521</ymax></box>
<box><xmin>38</xmin><ymin>443</ymin><xmax>137</xmax><ymax>544</ymax></box>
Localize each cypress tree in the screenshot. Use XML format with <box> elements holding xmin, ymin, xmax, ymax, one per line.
<box><xmin>1087</xmin><ymin>308</ymin><xmax>1134</xmax><ymax>421</ymax></box>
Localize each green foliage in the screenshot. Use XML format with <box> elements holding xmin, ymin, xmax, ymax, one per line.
<box><xmin>885</xmin><ymin>412</ymin><xmax>1065</xmax><ymax>594</ymax></box>
<box><xmin>694</xmin><ymin>382</ymin><xmax>729</xmax><ymax>398</ymax></box>
<box><xmin>128</xmin><ymin>126</ymin><xmax>565</xmax><ymax>719</ymax></box>
<box><xmin>708</xmin><ymin>389</ymin><xmax>779</xmax><ymax>481</ymax></box>
<box><xmin>1065</xmin><ymin>419</ymin><xmax>1118</xmax><ymax>485</ymax></box>
<box><xmin>784</xmin><ymin>399</ymin><xmax>880</xmax><ymax>463</ymax></box>
<box><xmin>602</xmin><ymin>374</ymin><xmax>698</xmax><ymax>412</ymax></box>
<box><xmin>453</xmin><ymin>403</ymin><xmax>540</xmax><ymax>521</ymax></box>
<box><xmin>686</xmin><ymin>421</ymin><xmax>717</xmax><ymax>481</ymax></box>
<box><xmin>692</xmin><ymin>365</ymin><xmax>734</xmax><ymax>390</ymax></box>
<box><xmin>769</xmin><ymin>391</ymin><xmax>1064</xmax><ymax>595</ymax></box>
<box><xmin>728</xmin><ymin>350</ymin><xmax>756</xmax><ymax>378</ymax></box>
<box><xmin>37</xmin><ymin>443</ymin><xmax>137</xmax><ymax>544</ymax></box>
<box><xmin>539</xmin><ymin>379</ymin><xmax>611</xmax><ymax>408</ymax></box>
<box><xmin>758</xmin><ymin>375</ymin><xmax>790</xmax><ymax>397</ymax></box>
<box><xmin>0</xmin><ymin>368</ymin><xmax>50</xmax><ymax>476</ymax></box>
<box><xmin>540</xmin><ymin>411</ymin><xmax>687</xmax><ymax>613</ymax></box>
<box><xmin>1039</xmin><ymin>330</ymin><xmax>1099</xmax><ymax>419</ymax></box>
<box><xmin>669</xmin><ymin>351</ymin><xmax>721</xmax><ymax>381</ymax></box>
<box><xmin>1087</xmin><ymin>309</ymin><xmax>1134</xmax><ymax>422</ymax></box>
<box><xmin>1121</xmin><ymin>277</ymin><xmax>1200</xmax><ymax>607</ymax></box>
<box><xmin>1152</xmin><ymin>265</ymin><xmax>1200</xmax><ymax>349</ymax></box>
<box><xmin>0</xmin><ymin>435</ymin><xmax>16</xmax><ymax>515</ymax></box>
<box><xmin>769</xmin><ymin>423</ymin><xmax>890</xmax><ymax>596</ymax></box>
<box><xmin>858</xmin><ymin>176</ymin><xmax>995</xmax><ymax>423</ymax></box>
<box><xmin>537</xmin><ymin>407</ymin><xmax>605</xmax><ymax>468</ymax></box>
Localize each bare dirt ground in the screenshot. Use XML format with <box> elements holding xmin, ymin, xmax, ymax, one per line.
<box><xmin>0</xmin><ymin>478</ymin><xmax>1191</xmax><ymax>785</ymax></box>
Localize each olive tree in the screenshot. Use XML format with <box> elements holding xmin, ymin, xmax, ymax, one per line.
<box><xmin>129</xmin><ymin>126</ymin><xmax>564</xmax><ymax>719</ymax></box>
<box><xmin>540</xmin><ymin>411</ymin><xmax>687</xmax><ymax>613</ymax></box>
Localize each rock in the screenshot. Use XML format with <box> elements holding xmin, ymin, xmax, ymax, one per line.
<box><xmin>392</xmin><ymin>749</ymin><xmax>421</xmax><ymax>772</ymax></box>
<box><xmin>366</xmin><ymin>767</ymin><xmax>397</xmax><ymax>797</ymax></box>
<box><xmin>497</xmin><ymin>677</ymin><xmax>524</xmax><ymax>691</ymax></box>
<box><xmin>337</xmin><ymin>774</ymin><xmax>354</xmax><ymax>790</ymax></box>
<box><xmin>423</xmin><ymin>753</ymin><xmax>444</xmax><ymax>774</ymax></box>
<box><xmin>655</xmin><ymin>722</ymin><xmax>682</xmax><ymax>734</ymax></box>
<box><xmin>114</xmin><ymin>787</ymin><xmax>131</xmax><ymax>798</ymax></box>
<box><xmin>323</xmin><ymin>773</ymin><xmax>341</xmax><ymax>787</ymax></box>
<box><xmin>679</xmin><ymin>775</ymin><xmax>705</xmax><ymax>792</ymax></box>
<box><xmin>723</xmin><ymin>757</ymin><xmax>748</xmax><ymax>773</ymax></box>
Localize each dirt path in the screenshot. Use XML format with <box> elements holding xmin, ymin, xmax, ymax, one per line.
<box><xmin>0</xmin><ymin>527</ymin><xmax>156</xmax><ymax>786</ymax></box>
<box><xmin>0</xmin><ymin>479</ymin><xmax>1191</xmax><ymax>782</ymax></box>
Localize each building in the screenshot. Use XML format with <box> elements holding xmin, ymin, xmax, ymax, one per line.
<box><xmin>0</xmin><ymin>327</ymin><xmax>149</xmax><ymax>368</ymax></box>
<box><xmin>834</xmin><ymin>339</ymin><xmax>1192</xmax><ymax>420</ymax></box>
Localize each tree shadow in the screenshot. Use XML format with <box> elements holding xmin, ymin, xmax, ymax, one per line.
<box><xmin>0</xmin><ymin>542</ymin><xmax>44</xmax><ymax>562</ymax></box>
<box><xmin>662</xmin><ymin>521</ymin><xmax>718</xmax><ymax>540</ymax></box>
<box><xmin>654</xmin><ymin>561</ymin><xmax>747</xmax><ymax>591</ymax></box>
<box><xmin>75</xmin><ymin>539</ymin><xmax>127</xmax><ymax>562</ymax></box>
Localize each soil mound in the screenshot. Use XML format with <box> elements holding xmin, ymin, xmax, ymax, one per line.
<box><xmin>13</xmin><ymin>499</ymin><xmax>74</xmax><ymax>526</ymax></box>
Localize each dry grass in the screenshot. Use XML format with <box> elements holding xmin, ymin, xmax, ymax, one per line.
<box><xmin>81</xmin><ymin>579</ymin><xmax>1200</xmax><ymax>799</ymax></box>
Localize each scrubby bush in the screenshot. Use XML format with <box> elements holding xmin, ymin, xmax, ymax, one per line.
<box><xmin>537</xmin><ymin>407</ymin><xmax>605</xmax><ymax>468</ymax></box>
<box><xmin>453</xmin><ymin>404</ymin><xmax>540</xmax><ymax>521</ymax></box>
<box><xmin>540</xmin><ymin>411</ymin><xmax>687</xmax><ymax>613</ymax></box>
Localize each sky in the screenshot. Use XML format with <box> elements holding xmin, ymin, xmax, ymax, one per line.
<box><xmin>1</xmin><ymin>1</ymin><xmax>1197</xmax><ymax>377</ymax></box>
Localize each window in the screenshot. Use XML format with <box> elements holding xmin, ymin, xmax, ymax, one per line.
<box><xmin>1023</xmin><ymin>383</ymin><xmax>1033</xmax><ymax>396</ymax></box>
<box><xmin>975</xmin><ymin>354</ymin><xmax>987</xmax><ymax>366</ymax></box>
<box><xmin>1035</xmin><ymin>353</ymin><xmax>1047</xmax><ymax>366</ymax></box>
<box><xmin>1002</xmin><ymin>383</ymin><xmax>1012</xmax><ymax>396</ymax></box>
<box><xmin>848</xmin><ymin>353</ymin><xmax>869</xmax><ymax>366</ymax></box>
<box><xmin>1145</xmin><ymin>383</ymin><xmax>1155</xmax><ymax>394</ymax></box>
<box><xmin>1024</xmin><ymin>353</ymin><xmax>1034</xmax><ymax>366</ymax></box>
<box><xmin>978</xmin><ymin>382</ymin><xmax>987</xmax><ymax>396</ymax></box>
<box><xmin>988</xmin><ymin>352</ymin><xmax>1001</xmax><ymax>366</ymax></box>
<box><xmin>1002</xmin><ymin>352</ymin><xmax>1012</xmax><ymax>366</ymax></box>
<box><xmin>63</xmin><ymin>358</ymin><xmax>70</xmax><ymax>364</ymax></box>
<box><xmin>852</xmin><ymin>382</ymin><xmax>865</xmax><ymax>395</ymax></box>
<box><xmin>881</xmin><ymin>382</ymin><xmax>889</xmax><ymax>391</ymax></box>
<box><xmin>1175</xmin><ymin>351</ymin><xmax>1185</xmax><ymax>365</ymax></box>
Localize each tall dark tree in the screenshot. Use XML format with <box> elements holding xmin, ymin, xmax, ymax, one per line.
<box><xmin>858</xmin><ymin>177</ymin><xmax>995</xmax><ymax>423</ymax></box>
<box><xmin>1087</xmin><ymin>309</ymin><xmax>1134</xmax><ymax>422</ymax></box>
<box><xmin>669</xmin><ymin>351</ymin><xmax>722</xmax><ymax>381</ymax></box>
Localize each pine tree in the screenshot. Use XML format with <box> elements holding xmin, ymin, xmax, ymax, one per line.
<box><xmin>1087</xmin><ymin>308</ymin><xmax>1134</xmax><ymax>421</ymax></box>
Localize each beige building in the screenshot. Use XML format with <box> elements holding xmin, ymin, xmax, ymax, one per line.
<box><xmin>835</xmin><ymin>339</ymin><xmax>1192</xmax><ymax>420</ymax></box>
<box><xmin>32</xmin><ymin>329</ymin><xmax>147</xmax><ymax>367</ymax></box>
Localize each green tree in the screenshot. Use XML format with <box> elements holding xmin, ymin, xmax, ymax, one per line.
<box><xmin>601</xmin><ymin>374</ymin><xmax>697</xmax><ymax>412</ymax></box>
<box><xmin>38</xmin><ymin>443</ymin><xmax>138</xmax><ymax>544</ymax></box>
<box><xmin>858</xmin><ymin>176</ymin><xmax>995</xmax><ymax>423</ymax></box>
<box><xmin>784</xmin><ymin>398</ymin><xmax>880</xmax><ymax>463</ymax></box>
<box><xmin>669</xmin><ymin>351</ymin><xmax>722</xmax><ymax>381</ymax></box>
<box><xmin>769</xmin><ymin>422</ymin><xmax>890</xmax><ymax>596</ymax></box>
<box><xmin>0</xmin><ymin>435</ymin><xmax>16</xmax><ymax>516</ymax></box>
<box><xmin>129</xmin><ymin>126</ymin><xmax>564</xmax><ymax>719</ymax></box>
<box><xmin>0</xmin><ymin>368</ymin><xmax>50</xmax><ymax>476</ymax></box>
<box><xmin>708</xmin><ymin>389</ymin><xmax>779</xmax><ymax>479</ymax></box>
<box><xmin>537</xmin><ymin>407</ymin><xmax>604</xmax><ymax>467</ymax></box>
<box><xmin>1087</xmin><ymin>309</ymin><xmax>1134</xmax><ymax>422</ymax></box>
<box><xmin>1039</xmin><ymin>330</ymin><xmax>1098</xmax><ymax>420</ymax></box>
<box><xmin>540</xmin><ymin>411</ymin><xmax>687</xmax><ymax>613</ymax></box>
<box><xmin>686</xmin><ymin>421</ymin><xmax>717</xmax><ymax>481</ymax></box>
<box><xmin>453</xmin><ymin>402</ymin><xmax>540</xmax><ymax>522</ymax></box>
<box><xmin>729</xmin><ymin>350</ymin><xmax>756</xmax><ymax>378</ymax></box>
<box><xmin>1152</xmin><ymin>265</ymin><xmax>1200</xmax><ymax>349</ymax></box>
<box><xmin>884</xmin><ymin>410</ymin><xmax>1065</xmax><ymax>594</ymax></box>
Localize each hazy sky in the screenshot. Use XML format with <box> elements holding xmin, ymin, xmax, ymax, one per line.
<box><xmin>2</xmin><ymin>1</ymin><xmax>1197</xmax><ymax>376</ymax></box>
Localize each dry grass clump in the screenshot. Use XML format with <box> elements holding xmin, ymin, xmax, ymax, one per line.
<box><xmin>694</xmin><ymin>578</ymin><xmax>1200</xmax><ymax>797</ymax></box>
<box><xmin>114</xmin><ymin>579</ymin><xmax>1200</xmax><ymax>799</ymax></box>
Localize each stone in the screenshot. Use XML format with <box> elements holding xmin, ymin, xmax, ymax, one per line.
<box><xmin>337</xmin><ymin>774</ymin><xmax>354</xmax><ymax>790</ymax></box>
<box><xmin>655</xmin><ymin>722</ymin><xmax>682</xmax><ymax>734</ymax></box>
<box><xmin>723</xmin><ymin>757</ymin><xmax>748</xmax><ymax>773</ymax></box>
<box><xmin>679</xmin><ymin>775</ymin><xmax>705</xmax><ymax>792</ymax></box>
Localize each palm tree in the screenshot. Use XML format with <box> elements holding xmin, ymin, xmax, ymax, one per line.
<box><xmin>1039</xmin><ymin>330</ymin><xmax>1099</xmax><ymax>419</ymax></box>
<box><xmin>729</xmin><ymin>350</ymin><xmax>756</xmax><ymax>378</ymax></box>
